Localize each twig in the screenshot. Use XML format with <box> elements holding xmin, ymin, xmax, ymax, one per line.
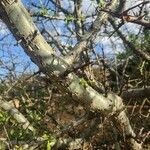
<box><xmin>120</xmin><ymin>1</ymin><xmax>150</xmax><ymax>15</ymax></box>
<box><xmin>60</xmin><ymin>61</ymin><xmax>94</xmax><ymax>78</ymax></box>
<box><xmin>3</xmin><ymin>126</ymin><xmax>12</xmax><ymax>150</ymax></box>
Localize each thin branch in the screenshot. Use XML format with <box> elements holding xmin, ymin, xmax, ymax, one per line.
<box><xmin>99</xmin><ymin>1</ymin><xmax>150</xmax><ymax>28</ymax></box>
<box><xmin>117</xmin><ymin>0</ymin><xmax>126</xmax><ymax>13</ymax></box>
<box><xmin>60</xmin><ymin>61</ymin><xmax>94</xmax><ymax>78</ymax></box>
<box><xmin>48</xmin><ymin>0</ymin><xmax>71</xmax><ymax>15</ymax></box>
<box><xmin>43</xmin><ymin>29</ymin><xmax>67</xmax><ymax>55</ymax></box>
<box><xmin>3</xmin><ymin>126</ymin><xmax>12</xmax><ymax>150</ymax></box>
<box><xmin>109</xmin><ymin>18</ymin><xmax>150</xmax><ymax>61</ymax></box>
<box><xmin>32</xmin><ymin>13</ymin><xmax>66</xmax><ymax>20</ymax></box>
<box><xmin>121</xmin><ymin>1</ymin><xmax>150</xmax><ymax>15</ymax></box>
<box><xmin>121</xmin><ymin>86</ymin><xmax>150</xmax><ymax>101</ymax></box>
<box><xmin>63</xmin><ymin>0</ymin><xmax>118</xmax><ymax>65</ymax></box>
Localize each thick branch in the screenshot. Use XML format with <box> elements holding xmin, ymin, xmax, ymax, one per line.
<box><xmin>0</xmin><ymin>96</ymin><xmax>34</xmax><ymax>131</ymax></box>
<box><xmin>100</xmin><ymin>1</ymin><xmax>150</xmax><ymax>28</ymax></box>
<box><xmin>121</xmin><ymin>87</ymin><xmax>150</xmax><ymax>101</ymax></box>
<box><xmin>0</xmin><ymin>1</ymin><xmax>141</xmax><ymax>149</ymax></box>
<box><xmin>122</xmin><ymin>15</ymin><xmax>150</xmax><ymax>29</ymax></box>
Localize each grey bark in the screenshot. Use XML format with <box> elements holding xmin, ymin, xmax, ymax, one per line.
<box><xmin>0</xmin><ymin>0</ymin><xmax>142</xmax><ymax>149</ymax></box>
<box><xmin>0</xmin><ymin>96</ymin><xmax>34</xmax><ymax>131</ymax></box>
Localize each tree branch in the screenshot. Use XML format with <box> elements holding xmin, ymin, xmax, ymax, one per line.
<box><xmin>121</xmin><ymin>87</ymin><xmax>150</xmax><ymax>101</ymax></box>
<box><xmin>0</xmin><ymin>96</ymin><xmax>35</xmax><ymax>131</ymax></box>
<box><xmin>63</xmin><ymin>0</ymin><xmax>118</xmax><ymax>65</ymax></box>
<box><xmin>109</xmin><ymin>18</ymin><xmax>150</xmax><ymax>61</ymax></box>
<box><xmin>0</xmin><ymin>1</ymin><xmax>142</xmax><ymax>149</ymax></box>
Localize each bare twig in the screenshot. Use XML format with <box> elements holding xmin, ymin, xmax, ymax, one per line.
<box><xmin>3</xmin><ymin>126</ymin><xmax>12</xmax><ymax>150</ymax></box>
<box><xmin>109</xmin><ymin>18</ymin><xmax>150</xmax><ymax>61</ymax></box>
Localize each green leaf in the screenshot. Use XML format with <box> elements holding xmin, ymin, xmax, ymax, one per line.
<box><xmin>42</xmin><ymin>134</ymin><xmax>49</xmax><ymax>140</ymax></box>
<box><xmin>41</xmin><ymin>8</ymin><xmax>48</xmax><ymax>15</ymax></box>
<box><xmin>47</xmin><ymin>141</ymin><xmax>51</xmax><ymax>150</ymax></box>
<box><xmin>79</xmin><ymin>78</ymin><xmax>88</xmax><ymax>88</ymax></box>
<box><xmin>65</xmin><ymin>15</ymin><xmax>74</xmax><ymax>25</ymax></box>
<box><xmin>98</xmin><ymin>0</ymin><xmax>105</xmax><ymax>7</ymax></box>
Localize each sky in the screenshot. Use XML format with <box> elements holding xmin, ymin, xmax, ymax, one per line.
<box><xmin>0</xmin><ymin>22</ymin><xmax>38</xmax><ymax>80</ymax></box>
<box><xmin>0</xmin><ymin>0</ymin><xmax>148</xmax><ymax>80</ymax></box>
